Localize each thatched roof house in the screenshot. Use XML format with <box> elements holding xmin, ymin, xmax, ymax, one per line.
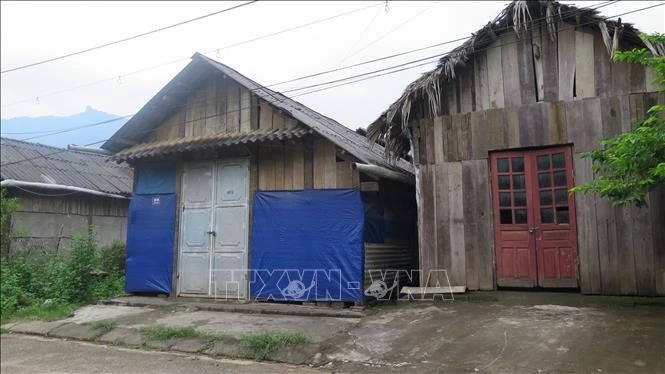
<box><xmin>364</xmin><ymin>0</ymin><xmax>665</xmax><ymax>296</ymax></box>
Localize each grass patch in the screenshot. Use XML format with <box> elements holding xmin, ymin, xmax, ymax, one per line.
<box><xmin>0</xmin><ymin>327</ymin><xmax>9</xmax><ymax>334</ymax></box>
<box><xmin>143</xmin><ymin>325</ymin><xmax>201</xmax><ymax>341</ymax></box>
<box><xmin>89</xmin><ymin>320</ymin><xmax>116</xmax><ymax>330</ymax></box>
<box><xmin>240</xmin><ymin>332</ymin><xmax>309</xmax><ymax>360</ymax></box>
<box><xmin>1</xmin><ymin>301</ymin><xmax>77</xmax><ymax>324</ymax></box>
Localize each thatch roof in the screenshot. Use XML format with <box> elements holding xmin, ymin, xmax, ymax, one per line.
<box><xmin>367</xmin><ymin>0</ymin><xmax>651</xmax><ymax>160</ymax></box>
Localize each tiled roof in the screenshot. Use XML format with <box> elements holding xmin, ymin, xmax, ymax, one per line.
<box><xmin>1</xmin><ymin>137</ymin><xmax>133</xmax><ymax>195</ymax></box>
<box><xmin>110</xmin><ymin>127</ymin><xmax>312</xmax><ymax>162</ymax></box>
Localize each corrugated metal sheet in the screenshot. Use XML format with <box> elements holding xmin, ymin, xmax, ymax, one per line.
<box><xmin>110</xmin><ymin>127</ymin><xmax>312</xmax><ymax>162</ymax></box>
<box><xmin>364</xmin><ymin>243</ymin><xmax>415</xmax><ymax>299</ymax></box>
<box><xmin>102</xmin><ymin>54</ymin><xmax>413</xmax><ymax>175</ymax></box>
<box><xmin>0</xmin><ymin>137</ymin><xmax>133</xmax><ymax>195</ymax></box>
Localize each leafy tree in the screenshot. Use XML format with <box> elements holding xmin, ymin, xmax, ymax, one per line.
<box><xmin>571</xmin><ymin>33</ymin><xmax>665</xmax><ymax>207</ymax></box>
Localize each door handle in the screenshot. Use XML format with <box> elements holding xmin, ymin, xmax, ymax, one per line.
<box><xmin>206</xmin><ymin>231</ymin><xmax>216</xmax><ymax>237</ymax></box>
<box><xmin>528</xmin><ymin>227</ymin><xmax>539</xmax><ymax>233</ymax></box>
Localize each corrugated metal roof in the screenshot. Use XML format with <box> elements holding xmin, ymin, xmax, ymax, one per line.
<box><xmin>0</xmin><ymin>137</ymin><xmax>133</xmax><ymax>195</ymax></box>
<box><xmin>103</xmin><ymin>54</ymin><xmax>413</xmax><ymax>175</ymax></box>
<box><xmin>111</xmin><ymin>127</ymin><xmax>313</xmax><ymax>162</ymax></box>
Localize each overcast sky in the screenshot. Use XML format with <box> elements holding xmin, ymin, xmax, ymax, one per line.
<box><xmin>1</xmin><ymin>1</ymin><xmax>663</xmax><ymax>134</ymax></box>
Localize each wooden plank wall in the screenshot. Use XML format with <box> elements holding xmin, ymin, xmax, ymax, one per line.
<box><xmin>412</xmin><ymin>91</ymin><xmax>664</xmax><ymax>294</ymax></box>
<box><xmin>436</xmin><ymin>23</ymin><xmax>652</xmax><ymax>117</ymax></box>
<box><xmin>256</xmin><ymin>135</ymin><xmax>359</xmax><ymax>192</ymax></box>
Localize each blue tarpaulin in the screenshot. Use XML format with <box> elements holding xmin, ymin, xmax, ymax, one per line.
<box><xmin>135</xmin><ymin>162</ymin><xmax>176</xmax><ymax>194</ymax></box>
<box><xmin>125</xmin><ymin>194</ymin><xmax>176</xmax><ymax>294</ymax></box>
<box><xmin>250</xmin><ymin>189</ymin><xmax>364</xmax><ymax>302</ymax></box>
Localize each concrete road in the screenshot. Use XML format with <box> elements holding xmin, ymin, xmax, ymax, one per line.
<box><xmin>0</xmin><ymin>334</ymin><xmax>321</xmax><ymax>374</ymax></box>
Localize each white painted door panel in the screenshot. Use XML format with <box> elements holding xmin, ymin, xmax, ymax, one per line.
<box><xmin>179</xmin><ymin>163</ymin><xmax>213</xmax><ymax>295</ymax></box>
<box><xmin>179</xmin><ymin>159</ymin><xmax>249</xmax><ymax>298</ymax></box>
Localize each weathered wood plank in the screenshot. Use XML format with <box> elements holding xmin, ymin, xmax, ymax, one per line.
<box><xmin>431</xmin><ymin>164</ymin><xmax>446</xmax><ymax>287</ymax></box>
<box><xmin>531</xmin><ymin>26</ymin><xmax>545</xmax><ymax>101</ymax></box>
<box><xmin>517</xmin><ymin>103</ymin><xmax>542</xmax><ymax>147</ymax></box>
<box><xmin>595</xmin><ymin>196</ymin><xmax>619</xmax><ymax>294</ymax></box>
<box><xmin>215</xmin><ymin>76</ymin><xmax>228</xmax><ymax>133</ymax></box>
<box><xmin>469</xmin><ymin>111</ymin><xmax>487</xmax><ymax>159</ymax></box>
<box><xmin>486</xmin><ymin>41</ymin><xmax>505</xmax><ymax>108</ymax></box>
<box><xmin>192</xmin><ymin>88</ymin><xmax>206</xmax><ymax>137</ymax></box>
<box><xmin>575</xmin><ymin>31</ymin><xmax>595</xmax><ymax>99</ymax></box>
<box><xmin>283</xmin><ymin>143</ymin><xmax>294</xmax><ymax>190</ymax></box>
<box><xmin>600</xmin><ymin>96</ymin><xmax>622</xmax><ymax>138</ymax></box>
<box><xmin>593</xmin><ymin>29</ymin><xmax>611</xmax><ymax>97</ymax></box>
<box><xmin>454</xmin><ymin>114</ymin><xmax>471</xmax><ymax>161</ymax></box>
<box><xmin>610</xmin><ymin>60</ymin><xmax>632</xmax><ymax>97</ymax></box>
<box><xmin>441</xmin><ymin>116</ymin><xmax>453</xmax><ymax>162</ymax></box>
<box><xmin>421</xmin><ymin>165</ymin><xmax>438</xmax><ymax>286</ymax></box>
<box><xmin>540</xmin><ymin>24</ymin><xmax>559</xmax><ymax>101</ymax></box>
<box><xmin>447</xmin><ymin>162</ymin><xmax>466</xmax><ymax>287</ymax></box>
<box><xmin>501</xmin><ymin>32</ymin><xmax>521</xmax><ymax>108</ymax></box>
<box><xmin>336</xmin><ymin>160</ymin><xmax>354</xmax><ymax>188</ymax></box>
<box><xmin>516</xmin><ymin>31</ymin><xmax>536</xmax><ymax>105</ymax></box>
<box><xmin>558</xmin><ymin>26</ymin><xmax>576</xmax><ymax>101</ymax></box>
<box><xmin>184</xmin><ymin>96</ymin><xmax>194</xmax><ymax>138</ymax></box>
<box><xmin>259</xmin><ymin>101</ymin><xmax>273</xmax><ymax>130</ymax></box>
<box><xmin>573</xmin><ymin>155</ymin><xmax>601</xmax><ymax>294</ymax></box>
<box><xmin>632</xmin><ymin>201</ymin><xmax>655</xmax><ymax>296</ymax></box>
<box><xmin>459</xmin><ymin>67</ymin><xmax>474</xmax><ymax>113</ymax></box>
<box><xmin>292</xmin><ymin>141</ymin><xmax>305</xmax><ymax>189</ymax></box>
<box><xmin>615</xmin><ymin>204</ymin><xmax>637</xmax><ymax>295</ymax></box>
<box><xmin>544</xmin><ymin>101</ymin><xmax>567</xmax><ymax>144</ymax></box>
<box><xmin>274</xmin><ymin>143</ymin><xmax>285</xmax><ymax>190</ymax></box>
<box><xmin>226</xmin><ymin>82</ymin><xmax>240</xmax><ymax>132</ymax></box>
<box><xmin>433</xmin><ymin>116</ymin><xmax>445</xmax><ymax>164</ymax></box>
<box><xmin>424</xmin><ymin>117</ymin><xmax>435</xmax><ymax>165</ymax></box>
<box><xmin>650</xmin><ymin>187</ymin><xmax>665</xmax><ymax>295</ymax></box>
<box><xmin>462</xmin><ymin>161</ymin><xmax>479</xmax><ymax>290</ymax></box>
<box><xmin>566</xmin><ymin>98</ymin><xmax>602</xmax><ymax>153</ymax></box>
<box><xmin>486</xmin><ymin>108</ymin><xmax>506</xmax><ymax>151</ymax></box>
<box><xmin>313</xmin><ymin>137</ymin><xmax>336</xmax><ymax>188</ymax></box>
<box><xmin>645</xmin><ymin>66</ymin><xmax>659</xmax><ymax>92</ymax></box>
<box><xmin>272</xmin><ymin>111</ymin><xmax>286</xmax><ymax>129</ymax></box>
<box><xmin>474</xmin><ymin>51</ymin><xmax>490</xmax><ymax>110</ymax></box>
<box><xmin>504</xmin><ymin>107</ymin><xmax>520</xmax><ymax>148</ymax></box>
<box><xmin>204</xmin><ymin>78</ymin><xmax>218</xmax><ymax>135</ymax></box>
<box><xmin>629</xmin><ymin>60</ymin><xmax>646</xmax><ymax>94</ymax></box>
<box><xmin>476</xmin><ymin>160</ymin><xmax>494</xmax><ymax>290</ymax></box>
<box><xmin>303</xmin><ymin>136</ymin><xmax>314</xmax><ymax>189</ymax></box>
<box><xmin>258</xmin><ymin>146</ymin><xmax>275</xmax><ymax>190</ymax></box>
<box><xmin>239</xmin><ymin>87</ymin><xmax>251</xmax><ymax>132</ymax></box>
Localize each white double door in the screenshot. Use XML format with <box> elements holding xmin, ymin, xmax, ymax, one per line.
<box><xmin>178</xmin><ymin>159</ymin><xmax>249</xmax><ymax>298</ymax></box>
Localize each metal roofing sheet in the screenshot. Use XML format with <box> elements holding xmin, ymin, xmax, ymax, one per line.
<box><xmin>0</xmin><ymin>137</ymin><xmax>133</xmax><ymax>195</ymax></box>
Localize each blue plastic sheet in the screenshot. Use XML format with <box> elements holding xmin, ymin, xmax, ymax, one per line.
<box><xmin>250</xmin><ymin>189</ymin><xmax>364</xmax><ymax>302</ymax></box>
<box><xmin>125</xmin><ymin>194</ymin><xmax>176</xmax><ymax>294</ymax></box>
<box><xmin>135</xmin><ymin>162</ymin><xmax>176</xmax><ymax>194</ymax></box>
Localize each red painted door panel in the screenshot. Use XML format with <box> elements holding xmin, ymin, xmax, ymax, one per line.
<box><xmin>491</xmin><ymin>146</ymin><xmax>578</xmax><ymax>288</ymax></box>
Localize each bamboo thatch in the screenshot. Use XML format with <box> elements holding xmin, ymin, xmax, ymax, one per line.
<box><xmin>367</xmin><ymin>0</ymin><xmax>648</xmax><ymax>161</ymax></box>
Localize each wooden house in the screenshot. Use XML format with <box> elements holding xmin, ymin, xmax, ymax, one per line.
<box><xmin>0</xmin><ymin>137</ymin><xmax>132</xmax><ymax>254</ymax></box>
<box><xmin>367</xmin><ymin>1</ymin><xmax>664</xmax><ymax>296</ymax></box>
<box><xmin>103</xmin><ymin>54</ymin><xmax>416</xmax><ymax>300</ymax></box>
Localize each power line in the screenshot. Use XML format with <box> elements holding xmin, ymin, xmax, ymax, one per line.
<box><xmin>1</xmin><ymin>0</ymin><xmax>615</xmax><ymax>109</ymax></box>
<box><xmin>0</xmin><ymin>1</ymin><xmax>258</xmax><ymax>74</ymax></box>
<box><xmin>1</xmin><ymin>2</ymin><xmax>383</xmax><ymax>108</ymax></box>
<box><xmin>1</xmin><ymin>0</ymin><xmax>623</xmax><ymax>142</ymax></box>
<box><xmin>2</xmin><ymin>1</ymin><xmax>656</xmax><ymax>166</ymax></box>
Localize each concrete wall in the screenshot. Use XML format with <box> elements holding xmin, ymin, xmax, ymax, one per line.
<box><xmin>7</xmin><ymin>191</ymin><xmax>129</xmax><ymax>255</ymax></box>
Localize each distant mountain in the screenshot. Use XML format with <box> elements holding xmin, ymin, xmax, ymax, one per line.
<box><xmin>0</xmin><ymin>106</ymin><xmax>128</xmax><ymax>148</ymax></box>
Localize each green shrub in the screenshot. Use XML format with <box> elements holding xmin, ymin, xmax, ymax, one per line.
<box><xmin>100</xmin><ymin>241</ymin><xmax>126</xmax><ymax>275</ymax></box>
<box><xmin>0</xmin><ymin>234</ymin><xmax>126</xmax><ymax>322</ymax></box>
<box><xmin>144</xmin><ymin>326</ymin><xmax>201</xmax><ymax>340</ymax></box>
<box><xmin>240</xmin><ymin>332</ymin><xmax>309</xmax><ymax>360</ymax></box>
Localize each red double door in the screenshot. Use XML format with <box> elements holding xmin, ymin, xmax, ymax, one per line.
<box><xmin>490</xmin><ymin>146</ymin><xmax>579</xmax><ymax>288</ymax></box>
